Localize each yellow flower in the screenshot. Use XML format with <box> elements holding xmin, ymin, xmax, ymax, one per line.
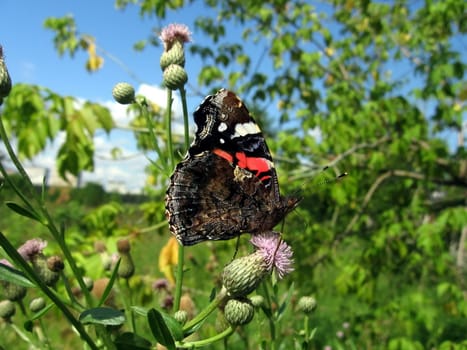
<box><xmin>158</xmin><ymin>236</ymin><xmax>179</xmax><ymax>285</ymax></box>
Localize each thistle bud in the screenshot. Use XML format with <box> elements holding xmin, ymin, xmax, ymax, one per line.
<box><xmin>117</xmin><ymin>240</ymin><xmax>135</xmax><ymax>279</ymax></box>
<box><xmin>47</xmin><ymin>255</ymin><xmax>64</xmax><ymax>272</ymax></box>
<box><xmin>160</xmin><ymin>41</ymin><xmax>185</xmax><ymax>70</ymax></box>
<box><xmin>162</xmin><ymin>64</ymin><xmax>188</xmax><ymax>90</ymax></box>
<box><xmin>112</xmin><ymin>82</ymin><xmax>135</xmax><ymax>105</ymax></box>
<box><xmin>0</xmin><ymin>46</ymin><xmax>12</xmax><ymax>101</ymax></box>
<box><xmin>250</xmin><ymin>295</ymin><xmax>265</xmax><ymax>308</ymax></box>
<box><xmin>32</xmin><ymin>254</ymin><xmax>60</xmax><ymax>286</ymax></box>
<box><xmin>297</xmin><ymin>296</ymin><xmax>317</xmax><ymax>314</ymax></box>
<box><xmin>1</xmin><ymin>281</ymin><xmax>27</xmax><ymax>301</ymax></box>
<box><xmin>0</xmin><ymin>300</ymin><xmax>15</xmax><ymax>320</ymax></box>
<box><xmin>224</xmin><ymin>298</ymin><xmax>254</xmax><ymax>326</ymax></box>
<box><xmin>174</xmin><ymin>310</ymin><xmax>187</xmax><ymax>325</ymax></box>
<box><xmin>29</xmin><ymin>297</ymin><xmax>46</xmax><ymax>313</ymax></box>
<box><xmin>222</xmin><ymin>252</ymin><xmax>269</xmax><ymax>298</ymax></box>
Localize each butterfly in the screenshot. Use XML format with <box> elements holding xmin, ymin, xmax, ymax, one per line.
<box><xmin>165</xmin><ymin>89</ymin><xmax>300</xmax><ymax>246</ymax></box>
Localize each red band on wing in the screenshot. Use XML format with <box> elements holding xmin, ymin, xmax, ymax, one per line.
<box><xmin>213</xmin><ymin>148</ymin><xmax>234</xmax><ymax>163</ymax></box>
<box><xmin>235</xmin><ymin>152</ymin><xmax>272</xmax><ymax>181</ymax></box>
<box><xmin>213</xmin><ymin>149</ymin><xmax>272</xmax><ymax>183</ymax></box>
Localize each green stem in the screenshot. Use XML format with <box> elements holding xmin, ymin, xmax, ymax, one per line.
<box><xmin>170</xmin><ymin>87</ymin><xmax>188</xmax><ymax>312</ymax></box>
<box><xmin>176</xmin><ymin>325</ymin><xmax>235</xmax><ymax>348</ymax></box>
<box><xmin>0</xmin><ymin>114</ymin><xmax>94</xmax><ymax>307</ymax></box>
<box><xmin>183</xmin><ymin>287</ymin><xmax>227</xmax><ymax>333</ymax></box>
<box><xmin>0</xmin><ymin>232</ymin><xmax>99</xmax><ymax>350</ymax></box>
<box><xmin>139</xmin><ymin>97</ymin><xmax>166</xmax><ymax>171</ymax></box>
<box><xmin>166</xmin><ymin>89</ymin><xmax>175</xmax><ymax>169</ymax></box>
<box><xmin>179</xmin><ymin>87</ymin><xmax>190</xmax><ymax>149</ymax></box>
<box><xmin>124</xmin><ymin>278</ymin><xmax>136</xmax><ymax>332</ymax></box>
<box><xmin>261</xmin><ymin>283</ymin><xmax>276</xmax><ymax>349</ymax></box>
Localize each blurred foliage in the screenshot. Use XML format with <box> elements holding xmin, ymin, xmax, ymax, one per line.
<box><xmin>1</xmin><ymin>0</ymin><xmax>466</xmax><ymax>348</ymax></box>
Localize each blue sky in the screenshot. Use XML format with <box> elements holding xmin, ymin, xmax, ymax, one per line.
<box><xmin>1</xmin><ymin>0</ymin><xmax>213</xmax><ymax>192</ymax></box>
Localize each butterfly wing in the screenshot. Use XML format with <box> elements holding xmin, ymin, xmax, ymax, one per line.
<box><xmin>166</xmin><ymin>152</ymin><xmax>298</xmax><ymax>245</ymax></box>
<box><xmin>165</xmin><ymin>89</ymin><xmax>300</xmax><ymax>245</ymax></box>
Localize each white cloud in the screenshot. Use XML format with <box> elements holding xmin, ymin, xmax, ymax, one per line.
<box><xmin>5</xmin><ymin>84</ymin><xmax>187</xmax><ymax>194</ymax></box>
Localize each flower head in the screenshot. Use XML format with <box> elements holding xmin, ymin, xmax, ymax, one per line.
<box><xmin>250</xmin><ymin>231</ymin><xmax>294</xmax><ymax>279</ymax></box>
<box><xmin>0</xmin><ymin>259</ymin><xmax>13</xmax><ymax>268</ymax></box>
<box><xmin>159</xmin><ymin>23</ymin><xmax>192</xmax><ymax>50</ymax></box>
<box><xmin>18</xmin><ymin>239</ymin><xmax>47</xmax><ymax>262</ymax></box>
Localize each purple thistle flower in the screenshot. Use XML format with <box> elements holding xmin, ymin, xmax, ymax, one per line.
<box><xmin>250</xmin><ymin>231</ymin><xmax>294</xmax><ymax>279</ymax></box>
<box><xmin>0</xmin><ymin>259</ymin><xmax>13</xmax><ymax>268</ymax></box>
<box><xmin>153</xmin><ymin>278</ymin><xmax>170</xmax><ymax>291</ymax></box>
<box><xmin>159</xmin><ymin>23</ymin><xmax>192</xmax><ymax>49</ymax></box>
<box><xmin>17</xmin><ymin>239</ymin><xmax>47</xmax><ymax>262</ymax></box>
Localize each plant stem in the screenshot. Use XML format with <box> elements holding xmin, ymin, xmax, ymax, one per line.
<box><xmin>183</xmin><ymin>287</ymin><xmax>227</xmax><ymax>333</ymax></box>
<box><xmin>0</xmin><ymin>115</ymin><xmax>93</xmax><ymax>307</ymax></box>
<box><xmin>176</xmin><ymin>325</ymin><xmax>235</xmax><ymax>348</ymax></box>
<box><xmin>0</xmin><ymin>232</ymin><xmax>99</xmax><ymax>350</ymax></box>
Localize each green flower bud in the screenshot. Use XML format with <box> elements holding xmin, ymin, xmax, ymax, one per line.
<box><xmin>112</xmin><ymin>82</ymin><xmax>135</xmax><ymax>104</ymax></box>
<box><xmin>297</xmin><ymin>296</ymin><xmax>317</xmax><ymax>314</ymax></box>
<box><xmin>162</xmin><ymin>64</ymin><xmax>188</xmax><ymax>90</ymax></box>
<box><xmin>174</xmin><ymin>310</ymin><xmax>187</xmax><ymax>325</ymax></box>
<box><xmin>224</xmin><ymin>298</ymin><xmax>254</xmax><ymax>326</ymax></box>
<box><xmin>0</xmin><ymin>300</ymin><xmax>16</xmax><ymax>319</ymax></box>
<box><xmin>83</xmin><ymin>276</ymin><xmax>94</xmax><ymax>291</ymax></box>
<box><xmin>29</xmin><ymin>297</ymin><xmax>46</xmax><ymax>313</ymax></box>
<box><xmin>117</xmin><ymin>239</ymin><xmax>135</xmax><ymax>279</ymax></box>
<box><xmin>0</xmin><ymin>46</ymin><xmax>12</xmax><ymax>100</ymax></box>
<box><xmin>32</xmin><ymin>254</ymin><xmax>60</xmax><ymax>286</ymax></box>
<box><xmin>250</xmin><ymin>295</ymin><xmax>265</xmax><ymax>308</ymax></box>
<box><xmin>222</xmin><ymin>252</ymin><xmax>269</xmax><ymax>297</ymax></box>
<box><xmin>1</xmin><ymin>280</ymin><xmax>27</xmax><ymax>301</ymax></box>
<box><xmin>160</xmin><ymin>41</ymin><xmax>185</xmax><ymax>70</ymax></box>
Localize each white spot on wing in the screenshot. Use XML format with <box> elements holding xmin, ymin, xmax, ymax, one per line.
<box><xmin>218</xmin><ymin>122</ymin><xmax>227</xmax><ymax>132</ymax></box>
<box><xmin>232</xmin><ymin>121</ymin><xmax>261</xmax><ymax>138</ymax></box>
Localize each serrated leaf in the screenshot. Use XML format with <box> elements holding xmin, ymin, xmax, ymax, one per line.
<box><xmin>114</xmin><ymin>332</ymin><xmax>152</xmax><ymax>350</ymax></box>
<box><xmin>0</xmin><ymin>263</ymin><xmax>36</xmax><ymax>287</ymax></box>
<box><xmin>79</xmin><ymin>307</ymin><xmax>125</xmax><ymax>326</ymax></box>
<box><xmin>147</xmin><ymin>308</ymin><xmax>175</xmax><ymax>350</ymax></box>
<box><xmin>5</xmin><ymin>202</ymin><xmax>40</xmax><ymax>222</ymax></box>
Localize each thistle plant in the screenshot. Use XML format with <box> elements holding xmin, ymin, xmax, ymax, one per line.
<box><xmin>0</xmin><ymin>25</ymin><xmax>308</xmax><ymax>349</ymax></box>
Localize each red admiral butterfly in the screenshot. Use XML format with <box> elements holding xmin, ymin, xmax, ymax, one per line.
<box><xmin>165</xmin><ymin>89</ymin><xmax>300</xmax><ymax>246</ymax></box>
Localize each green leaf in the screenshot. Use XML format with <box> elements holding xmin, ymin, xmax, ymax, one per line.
<box><xmin>97</xmin><ymin>259</ymin><xmax>120</xmax><ymax>307</ymax></box>
<box><xmin>79</xmin><ymin>307</ymin><xmax>125</xmax><ymax>326</ymax></box>
<box><xmin>114</xmin><ymin>332</ymin><xmax>152</xmax><ymax>350</ymax></box>
<box><xmin>147</xmin><ymin>308</ymin><xmax>176</xmax><ymax>350</ymax></box>
<box><xmin>5</xmin><ymin>202</ymin><xmax>41</xmax><ymax>222</ymax></box>
<box><xmin>0</xmin><ymin>263</ymin><xmax>36</xmax><ymax>288</ymax></box>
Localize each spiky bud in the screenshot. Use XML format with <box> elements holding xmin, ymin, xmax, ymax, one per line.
<box><xmin>1</xmin><ymin>281</ymin><xmax>27</xmax><ymax>301</ymax></box>
<box><xmin>47</xmin><ymin>255</ymin><xmax>64</xmax><ymax>272</ymax></box>
<box><xmin>162</xmin><ymin>64</ymin><xmax>188</xmax><ymax>90</ymax></box>
<box><xmin>32</xmin><ymin>254</ymin><xmax>60</xmax><ymax>286</ymax></box>
<box><xmin>160</xmin><ymin>41</ymin><xmax>185</xmax><ymax>70</ymax></box>
<box><xmin>0</xmin><ymin>300</ymin><xmax>15</xmax><ymax>319</ymax></box>
<box><xmin>222</xmin><ymin>252</ymin><xmax>269</xmax><ymax>297</ymax></box>
<box><xmin>174</xmin><ymin>310</ymin><xmax>187</xmax><ymax>325</ymax></box>
<box><xmin>112</xmin><ymin>82</ymin><xmax>135</xmax><ymax>104</ymax></box>
<box><xmin>297</xmin><ymin>296</ymin><xmax>317</xmax><ymax>314</ymax></box>
<box><xmin>0</xmin><ymin>46</ymin><xmax>12</xmax><ymax>101</ymax></box>
<box><xmin>224</xmin><ymin>298</ymin><xmax>254</xmax><ymax>326</ymax></box>
<box><xmin>29</xmin><ymin>297</ymin><xmax>46</xmax><ymax>313</ymax></box>
<box><xmin>117</xmin><ymin>239</ymin><xmax>135</xmax><ymax>279</ymax></box>
<box><xmin>250</xmin><ymin>295</ymin><xmax>265</xmax><ymax>308</ymax></box>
